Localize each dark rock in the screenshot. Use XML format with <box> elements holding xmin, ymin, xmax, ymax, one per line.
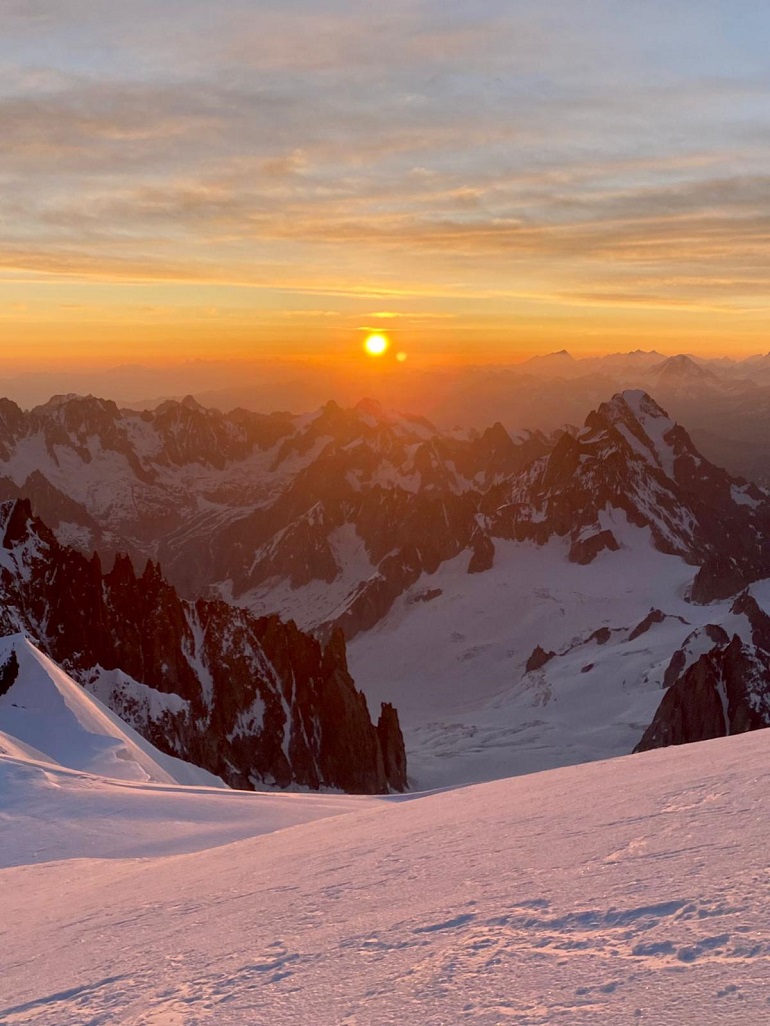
<box><xmin>526</xmin><ymin>645</ymin><xmax>555</xmax><ymax>673</ymax></box>
<box><xmin>636</xmin><ymin>633</ymin><xmax>770</xmax><ymax>753</ymax></box>
<box><xmin>691</xmin><ymin>556</ymin><xmax>748</xmax><ymax>604</ymax></box>
<box><xmin>468</xmin><ymin>532</ymin><xmax>495</xmax><ymax>574</ymax></box>
<box><xmin>590</xmin><ymin>627</ymin><xmax>612</xmax><ymax>646</ymax></box>
<box><xmin>377</xmin><ymin>702</ymin><xmax>408</xmax><ymax>792</ymax></box>
<box><xmin>569</xmin><ymin>530</ymin><xmax>619</xmax><ymax>566</ymax></box>
<box><xmin>628</xmin><ymin>609</ymin><xmax>667</xmax><ymax>642</ymax></box>
<box><xmin>410</xmin><ymin>588</ymin><xmax>442</xmax><ymax>604</ymax></box>
<box><xmin>0</xmin><ymin>648</ymin><xmax>19</xmax><ymax>697</ymax></box>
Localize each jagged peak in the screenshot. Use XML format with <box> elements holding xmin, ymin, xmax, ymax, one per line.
<box><xmin>480</xmin><ymin>421</ymin><xmax>514</xmax><ymax>450</ymax></box>
<box><xmin>180</xmin><ymin>394</ymin><xmax>206</xmax><ymax>411</ymax></box>
<box><xmin>608</xmin><ymin>389</ymin><xmax>671</xmax><ymax>420</ymax></box>
<box><xmin>34</xmin><ymin>393</ymin><xmax>84</xmax><ymax>410</ymax></box>
<box><xmin>154</xmin><ymin>395</ymin><xmax>213</xmax><ymax>418</ymax></box>
<box><xmin>584</xmin><ymin>391</ymin><xmax>680</xmax><ymax>479</ymax></box>
<box><xmin>32</xmin><ymin>393</ymin><xmax>119</xmax><ymax>416</ymax></box>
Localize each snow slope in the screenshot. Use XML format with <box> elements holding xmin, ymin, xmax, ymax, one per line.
<box><xmin>0</xmin><ymin>754</ymin><xmax>377</xmax><ymax>869</ymax></box>
<box><xmin>0</xmin><ymin>635</ymin><xmax>223</xmax><ymax>787</ymax></box>
<box><xmin>2</xmin><ymin>729</ymin><xmax>770</xmax><ymax>1024</ymax></box>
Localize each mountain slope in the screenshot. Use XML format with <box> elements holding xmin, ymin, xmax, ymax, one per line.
<box><xmin>0</xmin><ymin>634</ymin><xmax>226</xmax><ymax>786</ymax></box>
<box><xmin>486</xmin><ymin>390</ymin><xmax>769</xmax><ymax>586</ymax></box>
<box><xmin>0</xmin><ymin>499</ymin><xmax>406</xmax><ymax>794</ymax></box>
<box><xmin>3</xmin><ymin>728</ymin><xmax>770</xmax><ymax>1023</ymax></box>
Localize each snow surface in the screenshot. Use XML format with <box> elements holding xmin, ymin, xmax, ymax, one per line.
<box><xmin>348</xmin><ymin>521</ymin><xmax>750</xmax><ymax>790</ymax></box>
<box><xmin>237</xmin><ymin>521</ymin><xmax>379</xmax><ymax>629</ymax></box>
<box><xmin>0</xmin><ymin>636</ymin><xmax>221</xmax><ymax>787</ymax></box>
<box><xmin>2</xmin><ymin>727</ymin><xmax>770</xmax><ymax>1023</ymax></box>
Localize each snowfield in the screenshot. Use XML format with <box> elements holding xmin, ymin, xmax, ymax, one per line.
<box><xmin>349</xmin><ymin>523</ymin><xmax>748</xmax><ymax>790</ymax></box>
<box><xmin>3</xmin><ymin>726</ymin><xmax>770</xmax><ymax>1024</ymax></box>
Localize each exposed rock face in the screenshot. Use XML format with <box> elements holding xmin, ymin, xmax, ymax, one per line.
<box><xmin>377</xmin><ymin>702</ymin><xmax>408</xmax><ymax>792</ymax></box>
<box><xmin>0</xmin><ymin>499</ymin><xmax>406</xmax><ymax>794</ymax></box>
<box><xmin>569</xmin><ymin>530</ymin><xmax>619</xmax><ymax>566</ymax></box>
<box><xmin>628</xmin><ymin>609</ymin><xmax>684</xmax><ymax>642</ymax></box>
<box><xmin>467</xmin><ymin>531</ymin><xmax>495</xmax><ymax>574</ymax></box>
<box><xmin>635</xmin><ymin>593</ymin><xmax>770</xmax><ymax>753</ymax></box>
<box><xmin>691</xmin><ymin>556</ymin><xmax>752</xmax><ymax>605</ymax></box>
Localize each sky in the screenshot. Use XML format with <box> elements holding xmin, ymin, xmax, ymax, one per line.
<box><xmin>2</xmin><ymin>0</ymin><xmax>770</xmax><ymax>371</ymax></box>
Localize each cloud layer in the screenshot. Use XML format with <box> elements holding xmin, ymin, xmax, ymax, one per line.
<box><xmin>2</xmin><ymin>1</ymin><xmax>770</xmax><ymax>362</ymax></box>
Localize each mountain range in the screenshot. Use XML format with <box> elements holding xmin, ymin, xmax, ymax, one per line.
<box><xmin>1</xmin><ymin>384</ymin><xmax>770</xmax><ymax>789</ymax></box>
<box><xmin>5</xmin><ymin>350</ymin><xmax>770</xmax><ymax>484</ymax></box>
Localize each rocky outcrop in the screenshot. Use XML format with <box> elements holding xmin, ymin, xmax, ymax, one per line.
<box><xmin>0</xmin><ymin>649</ymin><xmax>18</xmax><ymax>698</ymax></box>
<box><xmin>634</xmin><ymin>637</ymin><xmax>768</xmax><ymax>751</ymax></box>
<box><xmin>0</xmin><ymin>499</ymin><xmax>406</xmax><ymax>794</ymax></box>
<box><xmin>691</xmin><ymin>556</ymin><xmax>753</xmax><ymax>604</ymax></box>
<box><xmin>377</xmin><ymin>702</ymin><xmax>408</xmax><ymax>792</ymax></box>
<box><xmin>569</xmin><ymin>529</ymin><xmax>619</xmax><ymax>566</ymax></box>
<box><xmin>629</xmin><ymin>609</ymin><xmax>666</xmax><ymax>641</ymax></box>
<box><xmin>635</xmin><ymin>592</ymin><xmax>770</xmax><ymax>753</ymax></box>
<box><xmin>468</xmin><ymin>531</ymin><xmax>495</xmax><ymax>574</ymax></box>
<box><xmin>526</xmin><ymin>646</ymin><xmax>555</xmax><ymax>673</ymax></box>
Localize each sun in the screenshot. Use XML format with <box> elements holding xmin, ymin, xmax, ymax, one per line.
<box><xmin>363</xmin><ymin>333</ymin><xmax>390</xmax><ymax>357</ymax></box>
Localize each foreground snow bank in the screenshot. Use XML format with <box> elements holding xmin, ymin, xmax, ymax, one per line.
<box><xmin>2</xmin><ymin>728</ymin><xmax>770</xmax><ymax>1024</ymax></box>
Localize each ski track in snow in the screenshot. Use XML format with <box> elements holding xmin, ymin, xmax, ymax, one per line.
<box><xmin>2</xmin><ymin>731</ymin><xmax>770</xmax><ymax>1024</ymax></box>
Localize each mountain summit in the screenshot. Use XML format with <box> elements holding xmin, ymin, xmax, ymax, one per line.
<box><xmin>488</xmin><ymin>390</ymin><xmax>769</xmax><ymax>580</ymax></box>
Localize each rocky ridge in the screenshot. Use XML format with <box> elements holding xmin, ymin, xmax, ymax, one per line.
<box><xmin>0</xmin><ymin>499</ymin><xmax>406</xmax><ymax>794</ymax></box>
<box><xmin>635</xmin><ymin>592</ymin><xmax>770</xmax><ymax>752</ymax></box>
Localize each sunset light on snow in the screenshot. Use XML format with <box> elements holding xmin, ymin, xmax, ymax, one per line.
<box><xmin>5</xmin><ymin>7</ymin><xmax>770</xmax><ymax>1026</ymax></box>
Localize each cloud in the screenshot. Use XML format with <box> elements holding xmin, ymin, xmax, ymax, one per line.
<box><xmin>2</xmin><ymin>0</ymin><xmax>770</xmax><ymax>341</ymax></box>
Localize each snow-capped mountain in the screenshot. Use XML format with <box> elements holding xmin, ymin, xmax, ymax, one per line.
<box><xmin>3</xmin><ymin>387</ymin><xmax>770</xmax><ymax>788</ymax></box>
<box><xmin>486</xmin><ymin>390</ymin><xmax>770</xmax><ymax>599</ymax></box>
<box><xmin>0</xmin><ymin>499</ymin><xmax>406</xmax><ymax>794</ymax></box>
<box><xmin>0</xmin><ymin>392</ymin><xmax>550</xmax><ymax>635</ymax></box>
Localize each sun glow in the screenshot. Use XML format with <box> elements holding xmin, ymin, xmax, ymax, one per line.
<box><xmin>363</xmin><ymin>333</ymin><xmax>390</xmax><ymax>357</ymax></box>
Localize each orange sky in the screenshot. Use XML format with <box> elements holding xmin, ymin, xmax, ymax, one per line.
<box><xmin>2</xmin><ymin>3</ymin><xmax>770</xmax><ymax>372</ymax></box>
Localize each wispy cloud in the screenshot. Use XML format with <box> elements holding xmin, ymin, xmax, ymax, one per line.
<box><xmin>2</xmin><ymin>1</ymin><xmax>770</xmax><ymax>360</ymax></box>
